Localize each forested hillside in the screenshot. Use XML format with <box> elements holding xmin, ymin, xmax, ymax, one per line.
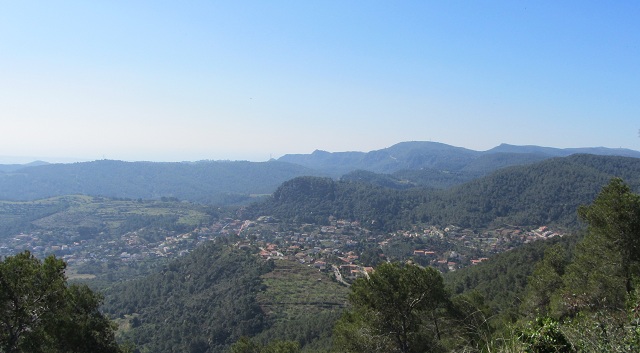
<box><xmin>278</xmin><ymin>141</ymin><xmax>640</xmax><ymax>177</ymax></box>
<box><xmin>0</xmin><ymin>160</ymin><xmax>321</xmax><ymax>205</ymax></box>
<box><xmin>4</xmin><ymin>149</ymin><xmax>640</xmax><ymax>352</ymax></box>
<box><xmin>428</xmin><ymin>154</ymin><xmax>640</xmax><ymax>228</ymax></box>
<box><xmin>278</xmin><ymin>142</ymin><xmax>495</xmax><ymax>176</ymax></box>
<box><xmin>81</xmin><ymin>173</ymin><xmax>640</xmax><ymax>353</ymax></box>
<box><xmin>2</xmin><ymin>143</ymin><xmax>639</xmax><ymax>206</ymax></box>
<box><xmin>247</xmin><ymin>154</ymin><xmax>640</xmax><ymax>230</ymax></box>
<box><xmin>341</xmin><ymin>152</ymin><xmax>559</xmax><ymax>190</ymax></box>
<box><xmin>444</xmin><ymin>234</ymin><xmax>581</xmax><ymax>317</ymax></box>
<box><xmin>101</xmin><ymin>240</ymin><xmax>348</xmax><ymax>353</ymax></box>
<box><xmin>102</xmin><ymin>241</ymin><xmax>271</xmax><ymax>353</ymax></box>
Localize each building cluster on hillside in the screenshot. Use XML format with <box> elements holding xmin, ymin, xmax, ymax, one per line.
<box><xmin>0</xmin><ymin>214</ymin><xmax>564</xmax><ymax>282</ymax></box>
<box><xmin>231</xmin><ymin>217</ymin><xmax>565</xmax><ymax>281</ymax></box>
<box><xmin>0</xmin><ymin>226</ymin><xmax>217</xmax><ymax>268</ymax></box>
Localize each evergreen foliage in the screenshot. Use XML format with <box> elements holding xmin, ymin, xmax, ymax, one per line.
<box><xmin>341</xmin><ymin>170</ymin><xmax>415</xmax><ymax>190</ymax></box>
<box><xmin>229</xmin><ymin>337</ymin><xmax>301</xmax><ymax>353</ymax></box>
<box><xmin>102</xmin><ymin>241</ymin><xmax>271</xmax><ymax>353</ymax></box>
<box><xmin>100</xmin><ymin>241</ymin><xmax>348</xmax><ymax>353</ymax></box>
<box><xmin>91</xmin><ymin>176</ymin><xmax>640</xmax><ymax>352</ymax></box>
<box><xmin>445</xmin><ymin>235</ymin><xmax>580</xmax><ymax>327</ymax></box>
<box><xmin>0</xmin><ymin>251</ymin><xmax>125</xmax><ymax>353</ymax></box>
<box><xmin>554</xmin><ymin>178</ymin><xmax>640</xmax><ymax>317</ymax></box>
<box><xmin>520</xmin><ymin>244</ymin><xmax>570</xmax><ymax>318</ymax></box>
<box><xmin>510</xmin><ymin>178</ymin><xmax>640</xmax><ymax>352</ymax></box>
<box><xmin>248</xmin><ymin>155</ymin><xmax>640</xmax><ymax>231</ymax></box>
<box><xmin>334</xmin><ymin>263</ymin><xmax>451</xmax><ymax>353</ymax></box>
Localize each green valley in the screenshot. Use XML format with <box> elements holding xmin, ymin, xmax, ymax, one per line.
<box><xmin>2</xmin><ymin>150</ymin><xmax>640</xmax><ymax>352</ymax></box>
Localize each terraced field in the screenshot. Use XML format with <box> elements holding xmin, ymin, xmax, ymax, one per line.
<box><xmin>255</xmin><ymin>259</ymin><xmax>349</xmax><ymax>347</ymax></box>
<box><xmin>0</xmin><ymin>195</ymin><xmax>213</xmax><ymax>239</ymax></box>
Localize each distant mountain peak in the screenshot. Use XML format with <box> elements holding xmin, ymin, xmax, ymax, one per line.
<box><xmin>311</xmin><ymin>149</ymin><xmax>331</xmax><ymax>155</ymax></box>
<box><xmin>278</xmin><ymin>141</ymin><xmax>640</xmax><ymax>177</ymax></box>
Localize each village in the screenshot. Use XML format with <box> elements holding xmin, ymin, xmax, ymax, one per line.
<box><xmin>235</xmin><ymin>217</ymin><xmax>563</xmax><ymax>282</ymax></box>
<box><xmin>0</xmin><ymin>214</ymin><xmax>564</xmax><ymax>283</ymax></box>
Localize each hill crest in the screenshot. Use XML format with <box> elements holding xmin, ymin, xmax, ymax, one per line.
<box><xmin>279</xmin><ymin>141</ymin><xmax>640</xmax><ymax>176</ymax></box>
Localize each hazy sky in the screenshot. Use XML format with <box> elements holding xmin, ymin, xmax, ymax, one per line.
<box><xmin>1</xmin><ymin>1</ymin><xmax>639</xmax><ymax>163</ymax></box>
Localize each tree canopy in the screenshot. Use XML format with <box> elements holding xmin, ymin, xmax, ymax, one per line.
<box><xmin>334</xmin><ymin>262</ymin><xmax>451</xmax><ymax>353</ymax></box>
<box><xmin>512</xmin><ymin>178</ymin><xmax>640</xmax><ymax>352</ymax></box>
<box><xmin>248</xmin><ymin>155</ymin><xmax>640</xmax><ymax>231</ymax></box>
<box><xmin>0</xmin><ymin>251</ymin><xmax>125</xmax><ymax>353</ymax></box>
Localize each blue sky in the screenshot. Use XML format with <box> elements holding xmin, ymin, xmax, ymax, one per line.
<box><xmin>1</xmin><ymin>1</ymin><xmax>638</xmax><ymax>163</ymax></box>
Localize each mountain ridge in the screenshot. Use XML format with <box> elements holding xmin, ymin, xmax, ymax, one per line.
<box><xmin>248</xmin><ymin>154</ymin><xmax>640</xmax><ymax>230</ymax></box>
<box><xmin>1</xmin><ymin>141</ymin><xmax>639</xmax><ymax>205</ymax></box>
<box><xmin>0</xmin><ymin>159</ymin><xmax>323</xmax><ymax>204</ymax></box>
<box><xmin>278</xmin><ymin>141</ymin><xmax>640</xmax><ymax>176</ymax></box>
